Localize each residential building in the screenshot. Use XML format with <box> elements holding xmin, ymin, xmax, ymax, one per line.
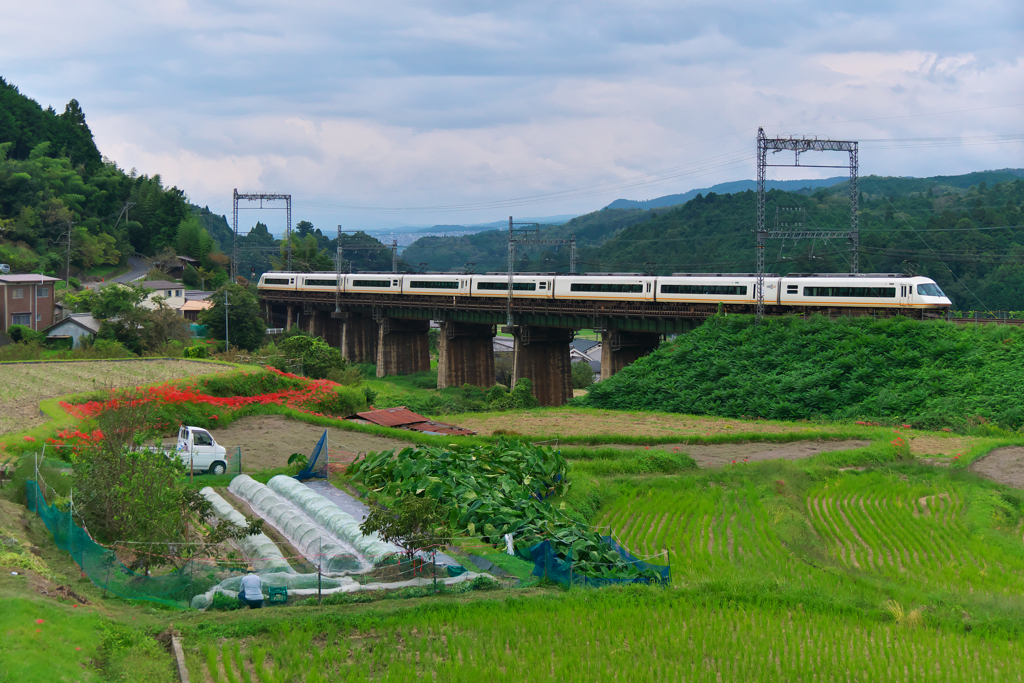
<box><xmin>42</xmin><ymin>313</ymin><xmax>101</xmax><ymax>348</ymax></box>
<box><xmin>0</xmin><ymin>274</ymin><xmax>61</xmax><ymax>333</ymax></box>
<box><xmin>135</xmin><ymin>280</ymin><xmax>186</xmax><ymax>311</ymax></box>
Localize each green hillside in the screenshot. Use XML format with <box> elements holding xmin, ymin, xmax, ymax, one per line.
<box><xmin>402</xmin><ymin>172</ymin><xmax>1023</xmax><ymax>309</ymax></box>
<box><xmin>581</xmin><ymin>314</ymin><xmax>1024</xmax><ymax>430</ymax></box>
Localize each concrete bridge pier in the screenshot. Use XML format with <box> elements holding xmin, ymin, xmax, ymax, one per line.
<box><xmin>600</xmin><ymin>330</ymin><xmax>662</xmax><ymax>380</ymax></box>
<box><xmin>437</xmin><ymin>322</ymin><xmax>496</xmax><ymax>389</ymax></box>
<box><xmin>340</xmin><ymin>313</ymin><xmax>379</xmax><ymax>363</ymax></box>
<box><xmin>376</xmin><ymin>318</ymin><xmax>430</xmax><ymax>378</ymax></box>
<box><xmin>510</xmin><ymin>326</ymin><xmax>574</xmax><ymax>407</ymax></box>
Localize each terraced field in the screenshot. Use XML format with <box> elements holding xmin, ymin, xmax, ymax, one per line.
<box><xmin>595</xmin><ymin>478</ymin><xmax>818</xmax><ymax>586</ymax></box>
<box><xmin>806</xmin><ymin>473</ymin><xmax>1024</xmax><ymax>593</ymax></box>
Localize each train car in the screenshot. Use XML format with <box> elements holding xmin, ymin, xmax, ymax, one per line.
<box><xmin>552</xmin><ymin>274</ymin><xmax>656</xmax><ymax>302</ymax></box>
<box><xmin>469</xmin><ymin>274</ymin><xmax>556</xmax><ymax>299</ymax></box>
<box><xmin>654</xmin><ymin>274</ymin><xmax>760</xmax><ymax>304</ymax></box>
<box><xmin>298</xmin><ymin>273</ymin><xmax>344</xmax><ymax>292</ymax></box>
<box><xmin>401</xmin><ymin>274</ymin><xmax>472</xmax><ymax>296</ymax></box>
<box><xmin>344</xmin><ymin>273</ymin><xmax>401</xmax><ymax>295</ymax></box>
<box><xmin>777</xmin><ymin>274</ymin><xmax>952</xmax><ymax>309</ymax></box>
<box><xmin>257</xmin><ymin>272</ymin><xmax>299</xmax><ymax>292</ymax></box>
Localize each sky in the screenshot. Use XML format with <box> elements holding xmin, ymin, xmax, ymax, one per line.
<box><xmin>2</xmin><ymin>0</ymin><xmax>1022</xmax><ymax>234</ymax></box>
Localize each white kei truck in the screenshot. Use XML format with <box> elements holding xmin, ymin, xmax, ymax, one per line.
<box><xmin>171</xmin><ymin>425</ymin><xmax>229</xmax><ymax>475</ymax></box>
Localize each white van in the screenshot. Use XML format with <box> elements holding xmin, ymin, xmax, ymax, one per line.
<box><xmin>174</xmin><ymin>425</ymin><xmax>228</xmax><ymax>475</ymax></box>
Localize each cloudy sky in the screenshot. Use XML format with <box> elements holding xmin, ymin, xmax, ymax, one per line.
<box><xmin>2</xmin><ymin>0</ymin><xmax>1022</xmax><ymax>233</ymax></box>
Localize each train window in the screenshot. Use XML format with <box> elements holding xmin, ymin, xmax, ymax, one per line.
<box><xmin>264</xmin><ymin>278</ymin><xmax>290</xmax><ymax>285</ymax></box>
<box><xmin>539</xmin><ymin>282</ymin><xmax>547</xmax><ymax>289</ymax></box>
<box><xmin>787</xmin><ymin>285</ymin><xmax>798</xmax><ymax>294</ymax></box>
<box><xmin>660</xmin><ymin>284</ymin><xmax>747</xmax><ymax>295</ymax></box>
<box><xmin>571</xmin><ymin>283</ymin><xmax>643</xmax><ymax>293</ymax></box>
<box><xmin>917</xmin><ymin>283</ymin><xmax>945</xmax><ymax>297</ymax></box>
<box><xmin>803</xmin><ymin>287</ymin><xmax>896</xmax><ymax>298</ymax></box>
<box><xmin>353</xmin><ymin>279</ymin><xmax>391</xmax><ymax>287</ymax></box>
<box><xmin>409</xmin><ymin>280</ymin><xmax>459</xmax><ymax>289</ymax></box>
<box><xmin>392</xmin><ymin>280</ymin><xmax>398</xmax><ymax>286</ymax></box>
<box><xmin>476</xmin><ymin>282</ymin><xmax>537</xmax><ymax>291</ymax></box>
<box><xmin>304</xmin><ymin>279</ymin><xmax>338</xmax><ymax>287</ymax></box>
<box><xmin>646</xmin><ymin>283</ymin><xmax>651</xmax><ymax>292</ymax></box>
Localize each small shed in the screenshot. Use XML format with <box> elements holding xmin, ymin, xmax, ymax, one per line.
<box><xmin>180</xmin><ymin>299</ymin><xmax>213</xmax><ymax>321</ymax></box>
<box><xmin>42</xmin><ymin>313</ymin><xmax>101</xmax><ymax>349</ymax></box>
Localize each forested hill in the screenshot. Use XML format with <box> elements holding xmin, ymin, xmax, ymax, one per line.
<box><xmin>590</xmin><ymin>175</ymin><xmax>1023</xmax><ymax>310</ymax></box>
<box><xmin>0</xmin><ymin>77</ymin><xmax>196</xmax><ymax>275</ymax></box>
<box><xmin>402</xmin><ymin>171</ymin><xmax>1024</xmax><ymax>310</ymax></box>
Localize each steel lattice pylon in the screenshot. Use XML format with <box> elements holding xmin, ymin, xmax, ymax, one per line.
<box><xmin>506</xmin><ymin>216</ymin><xmax>577</xmax><ymax>326</ymax></box>
<box><xmin>232</xmin><ymin>190</ymin><xmax>292</xmax><ymax>278</ymax></box>
<box><xmin>755</xmin><ymin>128</ymin><xmax>859</xmax><ymax>322</ymax></box>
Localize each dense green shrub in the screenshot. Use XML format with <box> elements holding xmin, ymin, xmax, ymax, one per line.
<box><xmin>572</xmin><ymin>359</ymin><xmax>596</xmax><ymax>389</ymax></box>
<box><xmin>583</xmin><ymin>315</ymin><xmax>1024</xmax><ymax>430</ymax></box>
<box><xmin>7</xmin><ymin>324</ymin><xmax>45</xmax><ymax>344</ymax></box>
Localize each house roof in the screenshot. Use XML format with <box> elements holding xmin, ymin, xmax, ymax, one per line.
<box><xmin>177</xmin><ymin>255</ymin><xmax>200</xmax><ymax>263</ymax></box>
<box><xmin>180</xmin><ymin>300</ymin><xmax>214</xmax><ymax>312</ymax></box>
<box><xmin>137</xmin><ymin>280</ymin><xmax>183</xmax><ymax>291</ymax></box>
<box><xmin>43</xmin><ymin>313</ymin><xmax>101</xmax><ymax>335</ymax></box>
<box><xmin>0</xmin><ymin>274</ymin><xmax>62</xmax><ymax>283</ymax></box>
<box><xmin>350</xmin><ymin>406</ymin><xmax>475</xmax><ymax>436</ymax></box>
<box><xmin>571</xmin><ymin>338</ymin><xmax>600</xmax><ymax>353</ymax></box>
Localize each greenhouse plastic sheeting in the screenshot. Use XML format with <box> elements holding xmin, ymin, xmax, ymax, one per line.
<box><xmin>190</xmin><ymin>572</ymin><xmax>357</xmax><ymax>609</ymax></box>
<box><xmin>529</xmin><ymin>536</ymin><xmax>671</xmax><ymax>587</ymax></box>
<box><xmin>229</xmin><ymin>475</ymin><xmax>363</xmax><ymax>574</ymax></box>
<box><xmin>267</xmin><ymin>475</ymin><xmax>401</xmax><ymax>560</ymax></box>
<box><xmin>200</xmin><ymin>487</ymin><xmax>294</xmax><ymax>574</ymax></box>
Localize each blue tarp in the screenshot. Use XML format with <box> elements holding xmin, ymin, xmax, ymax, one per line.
<box><xmin>293</xmin><ymin>429</ymin><xmax>328</xmax><ymax>480</ymax></box>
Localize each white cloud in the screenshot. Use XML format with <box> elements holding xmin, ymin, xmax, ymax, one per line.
<box><xmin>1</xmin><ymin>0</ymin><xmax>1021</xmax><ymax>230</ymax></box>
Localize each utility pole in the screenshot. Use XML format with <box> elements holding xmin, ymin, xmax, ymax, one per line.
<box><xmin>224</xmin><ymin>289</ymin><xmax>230</xmax><ymax>353</ymax></box>
<box><xmin>64</xmin><ymin>221</ymin><xmax>75</xmax><ymax>287</ymax></box>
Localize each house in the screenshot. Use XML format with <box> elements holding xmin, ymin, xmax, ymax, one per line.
<box><xmin>180</xmin><ymin>299</ymin><xmax>214</xmax><ymax>322</ymax></box>
<box><xmin>42</xmin><ymin>313</ymin><xmax>101</xmax><ymax>348</ymax></box>
<box><xmin>0</xmin><ymin>274</ymin><xmax>61</xmax><ymax>334</ymax></box>
<box><xmin>135</xmin><ymin>280</ymin><xmax>187</xmax><ymax>311</ymax></box>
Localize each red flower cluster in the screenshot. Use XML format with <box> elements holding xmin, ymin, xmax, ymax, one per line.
<box><xmin>59</xmin><ymin>367</ymin><xmax>342</xmax><ymax>422</ymax></box>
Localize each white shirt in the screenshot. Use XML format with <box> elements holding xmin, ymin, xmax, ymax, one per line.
<box><xmin>240</xmin><ymin>573</ymin><xmax>263</xmax><ymax>600</ymax></box>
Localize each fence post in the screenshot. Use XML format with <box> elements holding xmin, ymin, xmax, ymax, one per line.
<box><xmin>433</xmin><ymin>550</ymin><xmax>437</xmax><ymax>593</ymax></box>
<box><xmin>318</xmin><ymin>538</ymin><xmax>322</xmax><ymax>606</ymax></box>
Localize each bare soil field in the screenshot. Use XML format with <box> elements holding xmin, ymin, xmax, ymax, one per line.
<box><xmin>454</xmin><ymin>408</ymin><xmax>828</xmax><ymax>440</ymax></box>
<box><xmin>0</xmin><ymin>359</ymin><xmax>234</xmax><ymax>436</ymax></box>
<box><xmin>905</xmin><ymin>434</ymin><xmax>972</xmax><ymax>457</ymax></box>
<box><xmin>207</xmin><ymin>415</ymin><xmax>409</xmax><ymax>472</ymax></box>
<box><xmin>684</xmin><ymin>439</ymin><xmax>872</xmax><ymax>467</ymax></box>
<box><xmin>969</xmin><ymin>447</ymin><xmax>1024</xmax><ymax>488</ymax></box>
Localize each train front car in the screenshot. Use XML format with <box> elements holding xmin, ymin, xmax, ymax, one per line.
<box><xmin>257</xmin><ymin>271</ymin><xmax>299</xmax><ymax>292</ymax></box>
<box><xmin>778</xmin><ymin>273</ymin><xmax>950</xmax><ymax>316</ymax></box>
<box><xmin>908</xmin><ymin>276</ymin><xmax>953</xmax><ymax>311</ymax></box>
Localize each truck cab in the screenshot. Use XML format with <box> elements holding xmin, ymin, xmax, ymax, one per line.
<box><xmin>175</xmin><ymin>425</ymin><xmax>228</xmax><ymax>475</ymax></box>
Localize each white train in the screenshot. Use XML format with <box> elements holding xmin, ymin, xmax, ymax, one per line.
<box><xmin>257</xmin><ymin>272</ymin><xmax>952</xmax><ymax>310</ymax></box>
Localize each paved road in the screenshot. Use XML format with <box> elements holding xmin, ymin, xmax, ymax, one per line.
<box><xmin>90</xmin><ymin>256</ymin><xmax>149</xmax><ymax>289</ymax></box>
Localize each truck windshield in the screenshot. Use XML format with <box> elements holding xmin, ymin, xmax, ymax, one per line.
<box><xmin>917</xmin><ymin>283</ymin><xmax>946</xmax><ymax>297</ymax></box>
<box><xmin>193</xmin><ymin>431</ymin><xmax>212</xmax><ymax>446</ymax></box>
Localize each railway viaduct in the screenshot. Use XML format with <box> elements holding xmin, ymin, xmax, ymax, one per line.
<box><xmin>258</xmin><ymin>290</ymin><xmax>713</xmax><ymax>406</ymax></box>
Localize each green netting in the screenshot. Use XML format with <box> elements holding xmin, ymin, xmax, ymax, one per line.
<box><xmin>226</xmin><ymin>446</ymin><xmax>242</xmax><ymax>476</ymax></box>
<box><xmin>530</xmin><ymin>537</ymin><xmax>671</xmax><ymax>587</ymax></box>
<box><xmin>25</xmin><ymin>480</ymin><xmax>225</xmax><ymax>608</ymax></box>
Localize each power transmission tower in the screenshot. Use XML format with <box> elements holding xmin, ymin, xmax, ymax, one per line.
<box><xmin>232</xmin><ymin>190</ymin><xmax>292</xmax><ymax>278</ymax></box>
<box><xmin>755</xmin><ymin>128</ymin><xmax>859</xmax><ymax>322</ymax></box>
<box><xmin>506</xmin><ymin>217</ymin><xmax>577</xmax><ymax>326</ymax></box>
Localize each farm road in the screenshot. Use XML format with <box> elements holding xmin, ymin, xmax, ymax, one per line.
<box><xmin>207</xmin><ymin>415</ymin><xmax>408</xmax><ymax>472</ymax></box>
<box><xmin>592</xmin><ymin>439</ymin><xmax>872</xmax><ymax>467</ymax></box>
<box><xmin>969</xmin><ymin>447</ymin><xmax>1024</xmax><ymax>488</ymax></box>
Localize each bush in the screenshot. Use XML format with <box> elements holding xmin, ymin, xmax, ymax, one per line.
<box><xmin>325</xmin><ymin>366</ymin><xmax>363</xmax><ymax>385</ymax></box>
<box><xmin>571</xmin><ymin>359</ymin><xmax>596</xmax><ymax>389</ymax></box>
<box><xmin>304</xmin><ymin>385</ymin><xmax>367</xmax><ymax>416</ymax></box>
<box><xmin>8</xmin><ymin>324</ymin><xmax>45</xmax><ymax>345</ymax></box>
<box><xmin>510</xmin><ymin>377</ymin><xmax>540</xmax><ymax>409</ymax></box>
<box><xmin>67</xmin><ymin>277</ymin><xmax>81</xmax><ymax>289</ymax></box>
<box><xmin>183</xmin><ymin>345</ymin><xmax>208</xmax><ymax>359</ymax></box>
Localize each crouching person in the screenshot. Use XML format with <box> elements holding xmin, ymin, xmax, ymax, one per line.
<box><xmin>238</xmin><ymin>566</ymin><xmax>264</xmax><ymax>609</ymax></box>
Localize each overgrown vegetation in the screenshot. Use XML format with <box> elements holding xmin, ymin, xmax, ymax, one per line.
<box><xmin>583</xmin><ymin>314</ymin><xmax>1024</xmax><ymax>430</ymax></box>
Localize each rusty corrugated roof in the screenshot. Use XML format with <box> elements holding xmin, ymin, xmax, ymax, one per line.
<box><xmin>354</xmin><ymin>406</ymin><xmax>429</xmax><ymax>427</ymax></box>
<box><xmin>351</xmin><ymin>407</ymin><xmax>475</xmax><ymax>436</ymax></box>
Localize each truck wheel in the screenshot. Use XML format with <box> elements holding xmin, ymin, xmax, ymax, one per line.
<box><xmin>209</xmin><ymin>461</ymin><xmax>227</xmax><ymax>476</ymax></box>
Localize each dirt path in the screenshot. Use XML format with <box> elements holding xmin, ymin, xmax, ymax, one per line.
<box><xmin>589</xmin><ymin>439</ymin><xmax>873</xmax><ymax>467</ymax></box>
<box><xmin>207</xmin><ymin>415</ymin><xmax>410</xmax><ymax>472</ymax></box>
<box><xmin>969</xmin><ymin>447</ymin><xmax>1024</xmax><ymax>488</ymax></box>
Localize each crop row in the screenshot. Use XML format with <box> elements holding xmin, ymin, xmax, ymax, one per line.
<box><xmin>806</xmin><ymin>472</ymin><xmax>1024</xmax><ymax>593</ymax></box>
<box><xmin>193</xmin><ymin>592</ymin><xmax>1021</xmax><ymax>682</ymax></box>
<box><xmin>595</xmin><ymin>479</ymin><xmax>815</xmax><ymax>584</ymax></box>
